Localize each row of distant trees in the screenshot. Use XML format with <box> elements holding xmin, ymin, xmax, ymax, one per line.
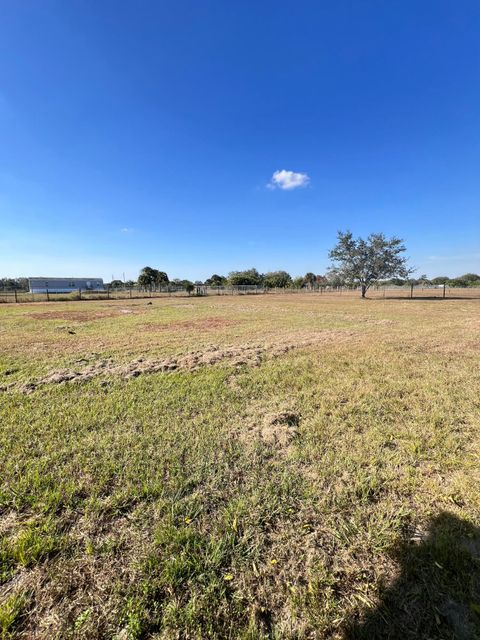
<box><xmin>131</xmin><ymin>232</ymin><xmax>480</xmax><ymax>298</ymax></box>
<box><xmin>2</xmin><ymin>270</ymin><xmax>479</xmax><ymax>293</ymax></box>
<box><xmin>129</xmin><ymin>233</ymin><xmax>479</xmax><ymax>297</ymax></box>
<box><xmin>382</xmin><ymin>274</ymin><xmax>480</xmax><ymax>288</ymax></box>
<box><xmin>1</xmin><ymin>271</ymin><xmax>478</xmax><ymax>294</ymax></box>
<box><xmin>1</xmin><ymin>232</ymin><xmax>479</xmax><ymax>295</ymax></box>
<box><xmin>207</xmin><ymin>270</ymin><xmax>480</xmax><ymax>289</ymax></box>
<box><xmin>133</xmin><ymin>267</ymin><xmax>332</xmax><ymax>290</ymax></box>
<box><xmin>130</xmin><ymin>266</ymin><xmax>480</xmax><ymax>292</ymax></box>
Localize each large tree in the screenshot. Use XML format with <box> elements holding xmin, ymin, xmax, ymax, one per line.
<box><xmin>109</xmin><ymin>279</ymin><xmax>124</xmax><ymax>289</ymax></box>
<box><xmin>138</xmin><ymin>266</ymin><xmax>156</xmax><ymax>289</ymax></box>
<box><xmin>459</xmin><ymin>273</ymin><xmax>480</xmax><ymax>284</ymax></box>
<box><xmin>227</xmin><ymin>268</ymin><xmax>263</xmax><ymax>286</ymax></box>
<box><xmin>205</xmin><ymin>274</ymin><xmax>227</xmax><ymax>286</ymax></box>
<box><xmin>303</xmin><ymin>272</ymin><xmax>317</xmax><ymax>289</ymax></box>
<box><xmin>263</xmin><ymin>270</ymin><xmax>292</xmax><ymax>288</ymax></box>
<box><xmin>138</xmin><ymin>267</ymin><xmax>169</xmax><ymax>290</ymax></box>
<box><xmin>328</xmin><ymin>231</ymin><xmax>413</xmax><ymax>298</ymax></box>
<box><xmin>154</xmin><ymin>271</ymin><xmax>169</xmax><ymax>286</ymax></box>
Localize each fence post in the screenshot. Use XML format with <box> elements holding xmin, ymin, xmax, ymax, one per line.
<box><xmin>107</xmin><ymin>285</ymin><xmax>110</xmax><ymax>300</ymax></box>
<box><xmin>14</xmin><ymin>289</ymin><xmax>18</xmax><ymax>303</ymax></box>
<box><xmin>410</xmin><ymin>283</ymin><xmax>414</xmax><ymax>299</ymax></box>
<box><xmin>79</xmin><ymin>288</ymin><xmax>82</xmax><ymax>300</ymax></box>
<box><xmin>443</xmin><ymin>283</ymin><xmax>446</xmax><ymax>299</ymax></box>
<box><xmin>46</xmin><ymin>288</ymin><xmax>49</xmax><ymax>302</ymax></box>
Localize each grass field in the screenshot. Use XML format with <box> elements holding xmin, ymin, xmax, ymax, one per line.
<box><xmin>1</xmin><ymin>293</ymin><xmax>479</xmax><ymax>639</ymax></box>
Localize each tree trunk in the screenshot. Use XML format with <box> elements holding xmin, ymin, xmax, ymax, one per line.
<box><xmin>361</xmin><ymin>284</ymin><xmax>367</xmax><ymax>298</ymax></box>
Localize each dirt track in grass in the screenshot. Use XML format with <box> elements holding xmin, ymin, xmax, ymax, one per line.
<box><xmin>15</xmin><ymin>329</ymin><xmax>358</xmax><ymax>393</ymax></box>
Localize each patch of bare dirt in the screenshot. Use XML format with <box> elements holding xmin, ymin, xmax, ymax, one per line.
<box><xmin>258</xmin><ymin>411</ymin><xmax>301</xmax><ymax>447</ymax></box>
<box><xmin>142</xmin><ymin>317</ymin><xmax>238</xmax><ymax>332</ymax></box>
<box><xmin>27</xmin><ymin>309</ymin><xmax>140</xmax><ymax>322</ymax></box>
<box><xmin>169</xmin><ymin>303</ymin><xmax>196</xmax><ymax>308</ymax></box>
<box><xmin>338</xmin><ymin>314</ymin><xmax>397</xmax><ymax>325</ymax></box>
<box><xmin>17</xmin><ymin>330</ymin><xmax>358</xmax><ymax>394</ymax></box>
<box><xmin>236</xmin><ymin>396</ymin><xmax>303</xmax><ymax>450</ymax></box>
<box><xmin>0</xmin><ymin>511</ymin><xmax>18</xmax><ymax>536</ymax></box>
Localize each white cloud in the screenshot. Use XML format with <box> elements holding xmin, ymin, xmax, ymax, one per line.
<box><xmin>268</xmin><ymin>169</ymin><xmax>310</xmax><ymax>190</ymax></box>
<box><xmin>120</xmin><ymin>227</ymin><xmax>134</xmax><ymax>234</ymax></box>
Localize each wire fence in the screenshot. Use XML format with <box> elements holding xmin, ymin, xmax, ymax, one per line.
<box><xmin>0</xmin><ymin>283</ymin><xmax>479</xmax><ymax>304</ymax></box>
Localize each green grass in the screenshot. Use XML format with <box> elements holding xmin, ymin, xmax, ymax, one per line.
<box><xmin>0</xmin><ymin>294</ymin><xmax>479</xmax><ymax>638</ymax></box>
<box><xmin>0</xmin><ymin>593</ymin><xmax>28</xmax><ymax>640</ymax></box>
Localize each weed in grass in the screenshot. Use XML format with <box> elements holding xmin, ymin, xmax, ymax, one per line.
<box><xmin>0</xmin><ymin>592</ymin><xmax>28</xmax><ymax>639</ymax></box>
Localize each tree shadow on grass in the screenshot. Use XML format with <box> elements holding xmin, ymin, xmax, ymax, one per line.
<box><xmin>346</xmin><ymin>512</ymin><xmax>480</xmax><ymax>639</ymax></box>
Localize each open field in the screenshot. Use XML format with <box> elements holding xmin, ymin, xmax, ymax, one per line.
<box><xmin>1</xmin><ymin>293</ymin><xmax>479</xmax><ymax>639</ymax></box>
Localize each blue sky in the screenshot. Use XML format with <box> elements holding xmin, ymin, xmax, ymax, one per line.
<box><xmin>1</xmin><ymin>0</ymin><xmax>479</xmax><ymax>281</ymax></box>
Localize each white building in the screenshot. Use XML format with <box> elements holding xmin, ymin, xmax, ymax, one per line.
<box><xmin>28</xmin><ymin>277</ymin><xmax>104</xmax><ymax>294</ymax></box>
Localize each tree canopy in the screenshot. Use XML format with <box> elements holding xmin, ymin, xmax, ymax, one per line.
<box><xmin>329</xmin><ymin>231</ymin><xmax>413</xmax><ymax>297</ymax></box>
<box><xmin>109</xmin><ymin>279</ymin><xmax>124</xmax><ymax>289</ymax></box>
<box><xmin>303</xmin><ymin>272</ymin><xmax>316</xmax><ymax>288</ymax></box>
<box><xmin>204</xmin><ymin>274</ymin><xmax>227</xmax><ymax>286</ymax></box>
<box><xmin>227</xmin><ymin>268</ymin><xmax>263</xmax><ymax>286</ymax></box>
<box><xmin>459</xmin><ymin>273</ymin><xmax>480</xmax><ymax>283</ymax></box>
<box><xmin>138</xmin><ymin>267</ymin><xmax>169</xmax><ymax>289</ymax></box>
<box><xmin>0</xmin><ymin>277</ymin><xmax>28</xmax><ymax>291</ymax></box>
<box><xmin>263</xmin><ymin>271</ymin><xmax>292</xmax><ymax>288</ymax></box>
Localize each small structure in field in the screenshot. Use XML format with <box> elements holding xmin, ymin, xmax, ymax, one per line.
<box><xmin>28</xmin><ymin>277</ymin><xmax>104</xmax><ymax>294</ymax></box>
